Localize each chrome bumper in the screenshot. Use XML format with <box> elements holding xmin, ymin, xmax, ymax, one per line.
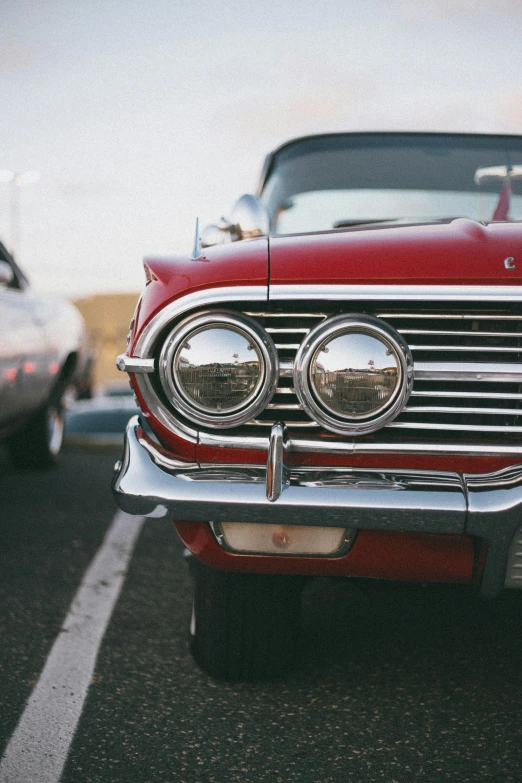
<box><xmin>113</xmin><ymin>417</ymin><xmax>522</xmax><ymax>597</ymax></box>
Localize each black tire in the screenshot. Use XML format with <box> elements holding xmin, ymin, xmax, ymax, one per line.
<box><xmin>7</xmin><ymin>400</ymin><xmax>64</xmax><ymax>469</ymax></box>
<box><xmin>189</xmin><ymin>558</ymin><xmax>304</xmax><ymax>681</ymax></box>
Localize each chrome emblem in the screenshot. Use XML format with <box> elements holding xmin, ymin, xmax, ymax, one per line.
<box><xmin>505</xmin><ymin>257</ymin><xmax>516</xmax><ymax>270</ymax></box>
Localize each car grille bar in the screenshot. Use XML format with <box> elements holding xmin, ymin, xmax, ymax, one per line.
<box><xmin>235</xmin><ymin>303</ymin><xmax>522</xmax><ymax>449</ymax></box>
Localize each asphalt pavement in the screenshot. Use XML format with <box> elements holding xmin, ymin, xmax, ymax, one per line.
<box><xmin>2</xmin><ymin>443</ymin><xmax>522</xmax><ymax>782</ymax></box>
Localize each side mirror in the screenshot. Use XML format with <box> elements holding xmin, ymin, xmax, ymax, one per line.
<box><xmin>229</xmin><ymin>194</ymin><xmax>270</xmax><ymax>240</ymax></box>
<box><xmin>0</xmin><ymin>260</ymin><xmax>14</xmax><ymax>286</ymax></box>
<box><xmin>200</xmin><ymin>222</ymin><xmax>232</xmax><ymax>249</ymax></box>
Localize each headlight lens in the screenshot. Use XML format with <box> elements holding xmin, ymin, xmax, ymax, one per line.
<box><xmin>310</xmin><ymin>331</ymin><xmax>400</xmax><ymax>419</ymax></box>
<box><xmin>159</xmin><ymin>311</ymin><xmax>278</xmax><ymax>428</ymax></box>
<box><xmin>174</xmin><ymin>326</ymin><xmax>263</xmax><ymax>413</ymax></box>
<box><xmin>294</xmin><ymin>314</ymin><xmax>413</xmax><ymax>435</ymax></box>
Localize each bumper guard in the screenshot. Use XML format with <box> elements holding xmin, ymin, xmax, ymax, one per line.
<box><xmin>113</xmin><ymin>417</ymin><xmax>522</xmax><ymax>598</ymax></box>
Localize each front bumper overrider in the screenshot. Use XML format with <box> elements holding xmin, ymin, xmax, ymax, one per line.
<box><xmin>113</xmin><ymin>416</ymin><xmax>522</xmax><ymax>598</ymax></box>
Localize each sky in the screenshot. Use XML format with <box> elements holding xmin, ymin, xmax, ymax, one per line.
<box><xmin>1</xmin><ymin>0</ymin><xmax>521</xmax><ymax>300</ymax></box>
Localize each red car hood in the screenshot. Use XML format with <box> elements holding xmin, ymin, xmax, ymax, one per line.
<box><xmin>268</xmin><ymin>219</ymin><xmax>522</xmax><ymax>287</ymax></box>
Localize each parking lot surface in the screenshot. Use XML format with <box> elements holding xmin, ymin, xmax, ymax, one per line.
<box><xmin>2</xmin><ymin>445</ymin><xmax>522</xmax><ymax>782</ymax></box>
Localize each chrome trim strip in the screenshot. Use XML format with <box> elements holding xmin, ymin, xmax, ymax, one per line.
<box><xmin>404</xmin><ymin>405</ymin><xmax>522</xmax><ymax>416</ymax></box>
<box><xmin>197</xmin><ymin>430</ymin><xmax>522</xmax><ymax>457</ymax></box>
<box><xmin>249</xmin><ymin>419</ymin><xmax>320</xmax><ymax>428</ymax></box>
<box><xmin>244</xmin><ymin>311</ymin><xmax>326</xmax><ymax>318</ymax></box>
<box><xmin>388</xmin><ymin>421</ymin><xmax>522</xmax><ymax>433</ymax></box>
<box><xmin>378</xmin><ymin>314</ymin><xmax>522</xmax><ymax>320</ymax></box>
<box><xmin>414</xmin><ymin>362</ymin><xmax>522</xmax><ymax>381</ymax></box>
<box><xmin>135</xmin><ymin>285</ymin><xmax>268</xmax><ymax>358</ymax></box>
<box><xmin>279</xmin><ymin>360</ymin><xmax>522</xmax><ymax>383</ymax></box>
<box><xmin>410</xmin><ymin>345</ymin><xmax>522</xmax><ymax>353</ymax></box>
<box><xmin>113</xmin><ymin>418</ymin><xmax>466</xmax><ymax>532</ymax></box>
<box><xmin>267</xmin><ymin>327</ymin><xmax>310</xmax><ymax>334</ymax></box>
<box><xmin>270</xmin><ymin>284</ymin><xmax>522</xmax><ymax>302</ymax></box>
<box><xmin>401</xmin><ymin>329</ymin><xmax>522</xmax><ymax>337</ymax></box>
<box><xmin>116</xmin><ymin>355</ymin><xmax>155</xmax><ymax>374</ymax></box>
<box><xmin>279</xmin><ymin>362</ymin><xmax>294</xmax><ymax>378</ymax></box>
<box><xmin>410</xmin><ymin>390</ymin><xmax>522</xmax><ymax>400</ymax></box>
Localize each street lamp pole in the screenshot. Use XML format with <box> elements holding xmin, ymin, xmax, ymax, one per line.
<box><xmin>0</xmin><ymin>170</ymin><xmax>40</xmax><ymax>258</ymax></box>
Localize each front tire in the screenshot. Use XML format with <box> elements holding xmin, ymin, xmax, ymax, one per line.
<box><xmin>190</xmin><ymin>558</ymin><xmax>304</xmax><ymax>681</ymax></box>
<box><xmin>7</xmin><ymin>401</ymin><xmax>64</xmax><ymax>469</ymax></box>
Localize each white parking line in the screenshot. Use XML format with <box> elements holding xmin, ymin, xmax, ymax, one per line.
<box><xmin>0</xmin><ymin>510</ymin><xmax>145</xmax><ymax>783</ymax></box>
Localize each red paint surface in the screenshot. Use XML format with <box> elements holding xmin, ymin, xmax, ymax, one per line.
<box><xmin>175</xmin><ymin>522</ymin><xmax>475</xmax><ymax>583</ymax></box>
<box><xmin>132</xmin><ymin>237</ymin><xmax>269</xmax><ymax>347</ymax></box>
<box><xmin>269</xmin><ymin>220</ymin><xmax>522</xmax><ymax>286</ymax></box>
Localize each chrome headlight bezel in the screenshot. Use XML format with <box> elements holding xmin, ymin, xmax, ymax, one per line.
<box><xmin>159</xmin><ymin>310</ymin><xmax>279</xmax><ymax>429</ymax></box>
<box><xmin>293</xmin><ymin>314</ymin><xmax>413</xmax><ymax>435</ymax></box>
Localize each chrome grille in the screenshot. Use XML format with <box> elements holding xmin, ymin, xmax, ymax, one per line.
<box><xmin>239</xmin><ymin>304</ymin><xmax>522</xmax><ymax>447</ymax></box>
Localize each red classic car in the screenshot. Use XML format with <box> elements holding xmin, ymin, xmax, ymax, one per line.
<box><xmin>113</xmin><ymin>132</ymin><xmax>522</xmax><ymax>679</ymax></box>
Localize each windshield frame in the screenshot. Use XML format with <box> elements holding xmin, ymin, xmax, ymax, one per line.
<box><xmin>257</xmin><ymin>131</ymin><xmax>522</xmax><ymax>235</ymax></box>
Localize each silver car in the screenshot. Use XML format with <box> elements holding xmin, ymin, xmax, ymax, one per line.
<box><xmin>0</xmin><ymin>242</ymin><xmax>92</xmax><ymax>468</ymax></box>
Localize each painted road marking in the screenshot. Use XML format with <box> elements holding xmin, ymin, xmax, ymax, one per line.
<box><xmin>0</xmin><ymin>510</ymin><xmax>145</xmax><ymax>783</ymax></box>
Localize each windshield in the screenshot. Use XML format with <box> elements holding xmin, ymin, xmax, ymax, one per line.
<box><xmin>260</xmin><ymin>133</ymin><xmax>522</xmax><ymax>234</ymax></box>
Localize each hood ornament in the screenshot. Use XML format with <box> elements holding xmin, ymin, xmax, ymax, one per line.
<box><xmin>505</xmin><ymin>257</ymin><xmax>516</xmax><ymax>270</ymax></box>
<box><xmin>190</xmin><ymin>217</ymin><xmax>208</xmax><ymax>261</ymax></box>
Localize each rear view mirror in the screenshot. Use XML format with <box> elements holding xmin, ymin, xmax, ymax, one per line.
<box><xmin>475</xmin><ymin>165</ymin><xmax>522</xmax><ymax>185</ymax></box>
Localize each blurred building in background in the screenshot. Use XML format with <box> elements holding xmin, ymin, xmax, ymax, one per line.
<box><xmin>74</xmin><ymin>293</ymin><xmax>140</xmax><ymax>388</ymax></box>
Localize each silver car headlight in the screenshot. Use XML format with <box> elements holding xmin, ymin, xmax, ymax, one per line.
<box><xmin>159</xmin><ymin>310</ymin><xmax>278</xmax><ymax>428</ymax></box>
<box><xmin>294</xmin><ymin>314</ymin><xmax>413</xmax><ymax>435</ymax></box>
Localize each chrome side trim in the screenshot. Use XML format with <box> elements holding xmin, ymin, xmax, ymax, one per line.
<box><xmin>270</xmin><ymin>284</ymin><xmax>522</xmax><ymax>302</ymax></box>
<box><xmin>116</xmin><ymin>355</ymin><xmax>155</xmax><ymax>374</ymax></box>
<box><xmin>135</xmin><ymin>285</ymin><xmax>268</xmax><ymax>358</ymax></box>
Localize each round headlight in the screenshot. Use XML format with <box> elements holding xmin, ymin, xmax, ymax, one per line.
<box><xmin>159</xmin><ymin>311</ymin><xmax>278</xmax><ymax>428</ymax></box>
<box><xmin>294</xmin><ymin>315</ymin><xmax>413</xmax><ymax>435</ymax></box>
